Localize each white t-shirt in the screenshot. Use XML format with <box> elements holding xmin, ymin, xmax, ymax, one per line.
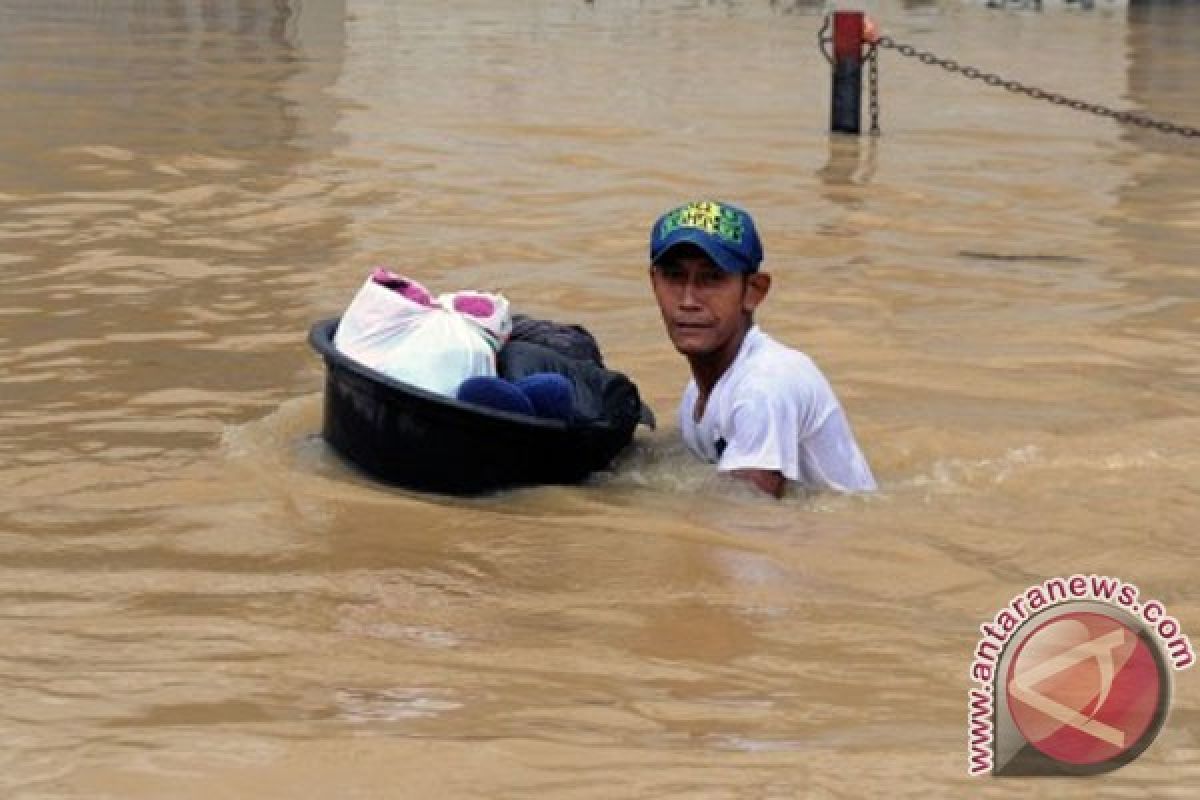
<box><xmin>679</xmin><ymin>326</ymin><xmax>876</xmax><ymax>492</ymax></box>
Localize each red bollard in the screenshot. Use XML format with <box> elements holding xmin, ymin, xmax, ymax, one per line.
<box><xmin>830</xmin><ymin>11</ymin><xmax>865</xmax><ymax>134</ymax></box>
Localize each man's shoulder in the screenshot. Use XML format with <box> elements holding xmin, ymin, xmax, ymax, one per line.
<box><xmin>728</xmin><ymin>329</ymin><xmax>827</xmax><ymax>395</ymax></box>
<box><xmin>717</xmin><ymin>328</ymin><xmax>844</xmax><ymax>438</ymax></box>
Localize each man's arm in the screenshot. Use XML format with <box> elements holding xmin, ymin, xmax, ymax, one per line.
<box><xmin>731</xmin><ymin>468</ymin><xmax>786</xmax><ymax>498</ymax></box>
<box><xmin>719</xmin><ymin>383</ymin><xmax>796</xmax><ymax>497</ymax></box>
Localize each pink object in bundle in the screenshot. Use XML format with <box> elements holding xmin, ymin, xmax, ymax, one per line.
<box><xmin>371</xmin><ymin>267</ymin><xmax>433</xmax><ymax>307</ymax></box>
<box><xmin>450</xmin><ymin>293</ymin><xmax>496</xmax><ymax>319</ymax></box>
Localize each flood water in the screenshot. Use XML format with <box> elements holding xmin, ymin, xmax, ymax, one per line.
<box><xmin>1</xmin><ymin>0</ymin><xmax>1198</xmax><ymax>796</ymax></box>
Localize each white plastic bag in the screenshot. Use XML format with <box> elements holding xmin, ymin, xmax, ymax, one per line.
<box><xmin>334</xmin><ymin>274</ymin><xmax>507</xmax><ymax>397</ymax></box>
<box><xmin>437</xmin><ymin>290</ymin><xmax>512</xmax><ymax>350</ymax></box>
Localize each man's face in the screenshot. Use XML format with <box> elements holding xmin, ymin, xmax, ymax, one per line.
<box><xmin>649</xmin><ymin>247</ymin><xmax>768</xmax><ymax>358</ymax></box>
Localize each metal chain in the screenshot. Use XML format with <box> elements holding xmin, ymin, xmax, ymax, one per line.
<box><xmin>867</xmin><ymin>44</ymin><xmax>880</xmax><ymax>136</ymax></box>
<box><xmin>876</xmin><ymin>36</ymin><xmax>1200</xmax><ymax>139</ymax></box>
<box><xmin>816</xmin><ymin>15</ymin><xmax>833</xmax><ymax>65</ymax></box>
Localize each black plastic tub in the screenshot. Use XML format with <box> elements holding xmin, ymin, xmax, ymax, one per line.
<box><xmin>308</xmin><ymin>318</ymin><xmax>640</xmax><ymax>494</ymax></box>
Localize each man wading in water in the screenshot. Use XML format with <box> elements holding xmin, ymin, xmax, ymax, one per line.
<box><xmin>647</xmin><ymin>200</ymin><xmax>876</xmax><ymax>498</ymax></box>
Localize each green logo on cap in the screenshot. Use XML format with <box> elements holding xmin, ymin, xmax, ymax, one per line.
<box><xmin>660</xmin><ymin>201</ymin><xmax>744</xmax><ymax>244</ymax></box>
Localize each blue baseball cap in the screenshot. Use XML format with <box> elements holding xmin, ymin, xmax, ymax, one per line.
<box><xmin>650</xmin><ymin>200</ymin><xmax>764</xmax><ymax>274</ymax></box>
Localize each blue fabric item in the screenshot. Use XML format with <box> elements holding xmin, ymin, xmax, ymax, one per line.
<box><xmin>649</xmin><ymin>200</ymin><xmax>763</xmax><ymax>274</ymax></box>
<box><xmin>497</xmin><ymin>341</ymin><xmax>650</xmax><ymax>429</ymax></box>
<box><xmin>456</xmin><ymin>376</ymin><xmax>534</xmax><ymax>416</ymax></box>
<box><xmin>515</xmin><ymin>373</ymin><xmax>576</xmax><ymax>422</ymax></box>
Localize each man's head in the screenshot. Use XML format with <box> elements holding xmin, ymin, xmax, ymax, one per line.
<box><xmin>649</xmin><ymin>200</ymin><xmax>763</xmax><ymax>275</ymax></box>
<box><xmin>648</xmin><ymin>201</ymin><xmax>770</xmax><ymax>361</ymax></box>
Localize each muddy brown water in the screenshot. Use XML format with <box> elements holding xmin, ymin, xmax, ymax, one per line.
<box><xmin>1</xmin><ymin>0</ymin><xmax>1198</xmax><ymax>796</ymax></box>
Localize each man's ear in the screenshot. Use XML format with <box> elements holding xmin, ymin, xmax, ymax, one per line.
<box><xmin>742</xmin><ymin>272</ymin><xmax>771</xmax><ymax>313</ymax></box>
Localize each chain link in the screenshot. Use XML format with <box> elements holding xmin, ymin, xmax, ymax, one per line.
<box><xmin>876</xmin><ymin>36</ymin><xmax>1200</xmax><ymax>139</ymax></box>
